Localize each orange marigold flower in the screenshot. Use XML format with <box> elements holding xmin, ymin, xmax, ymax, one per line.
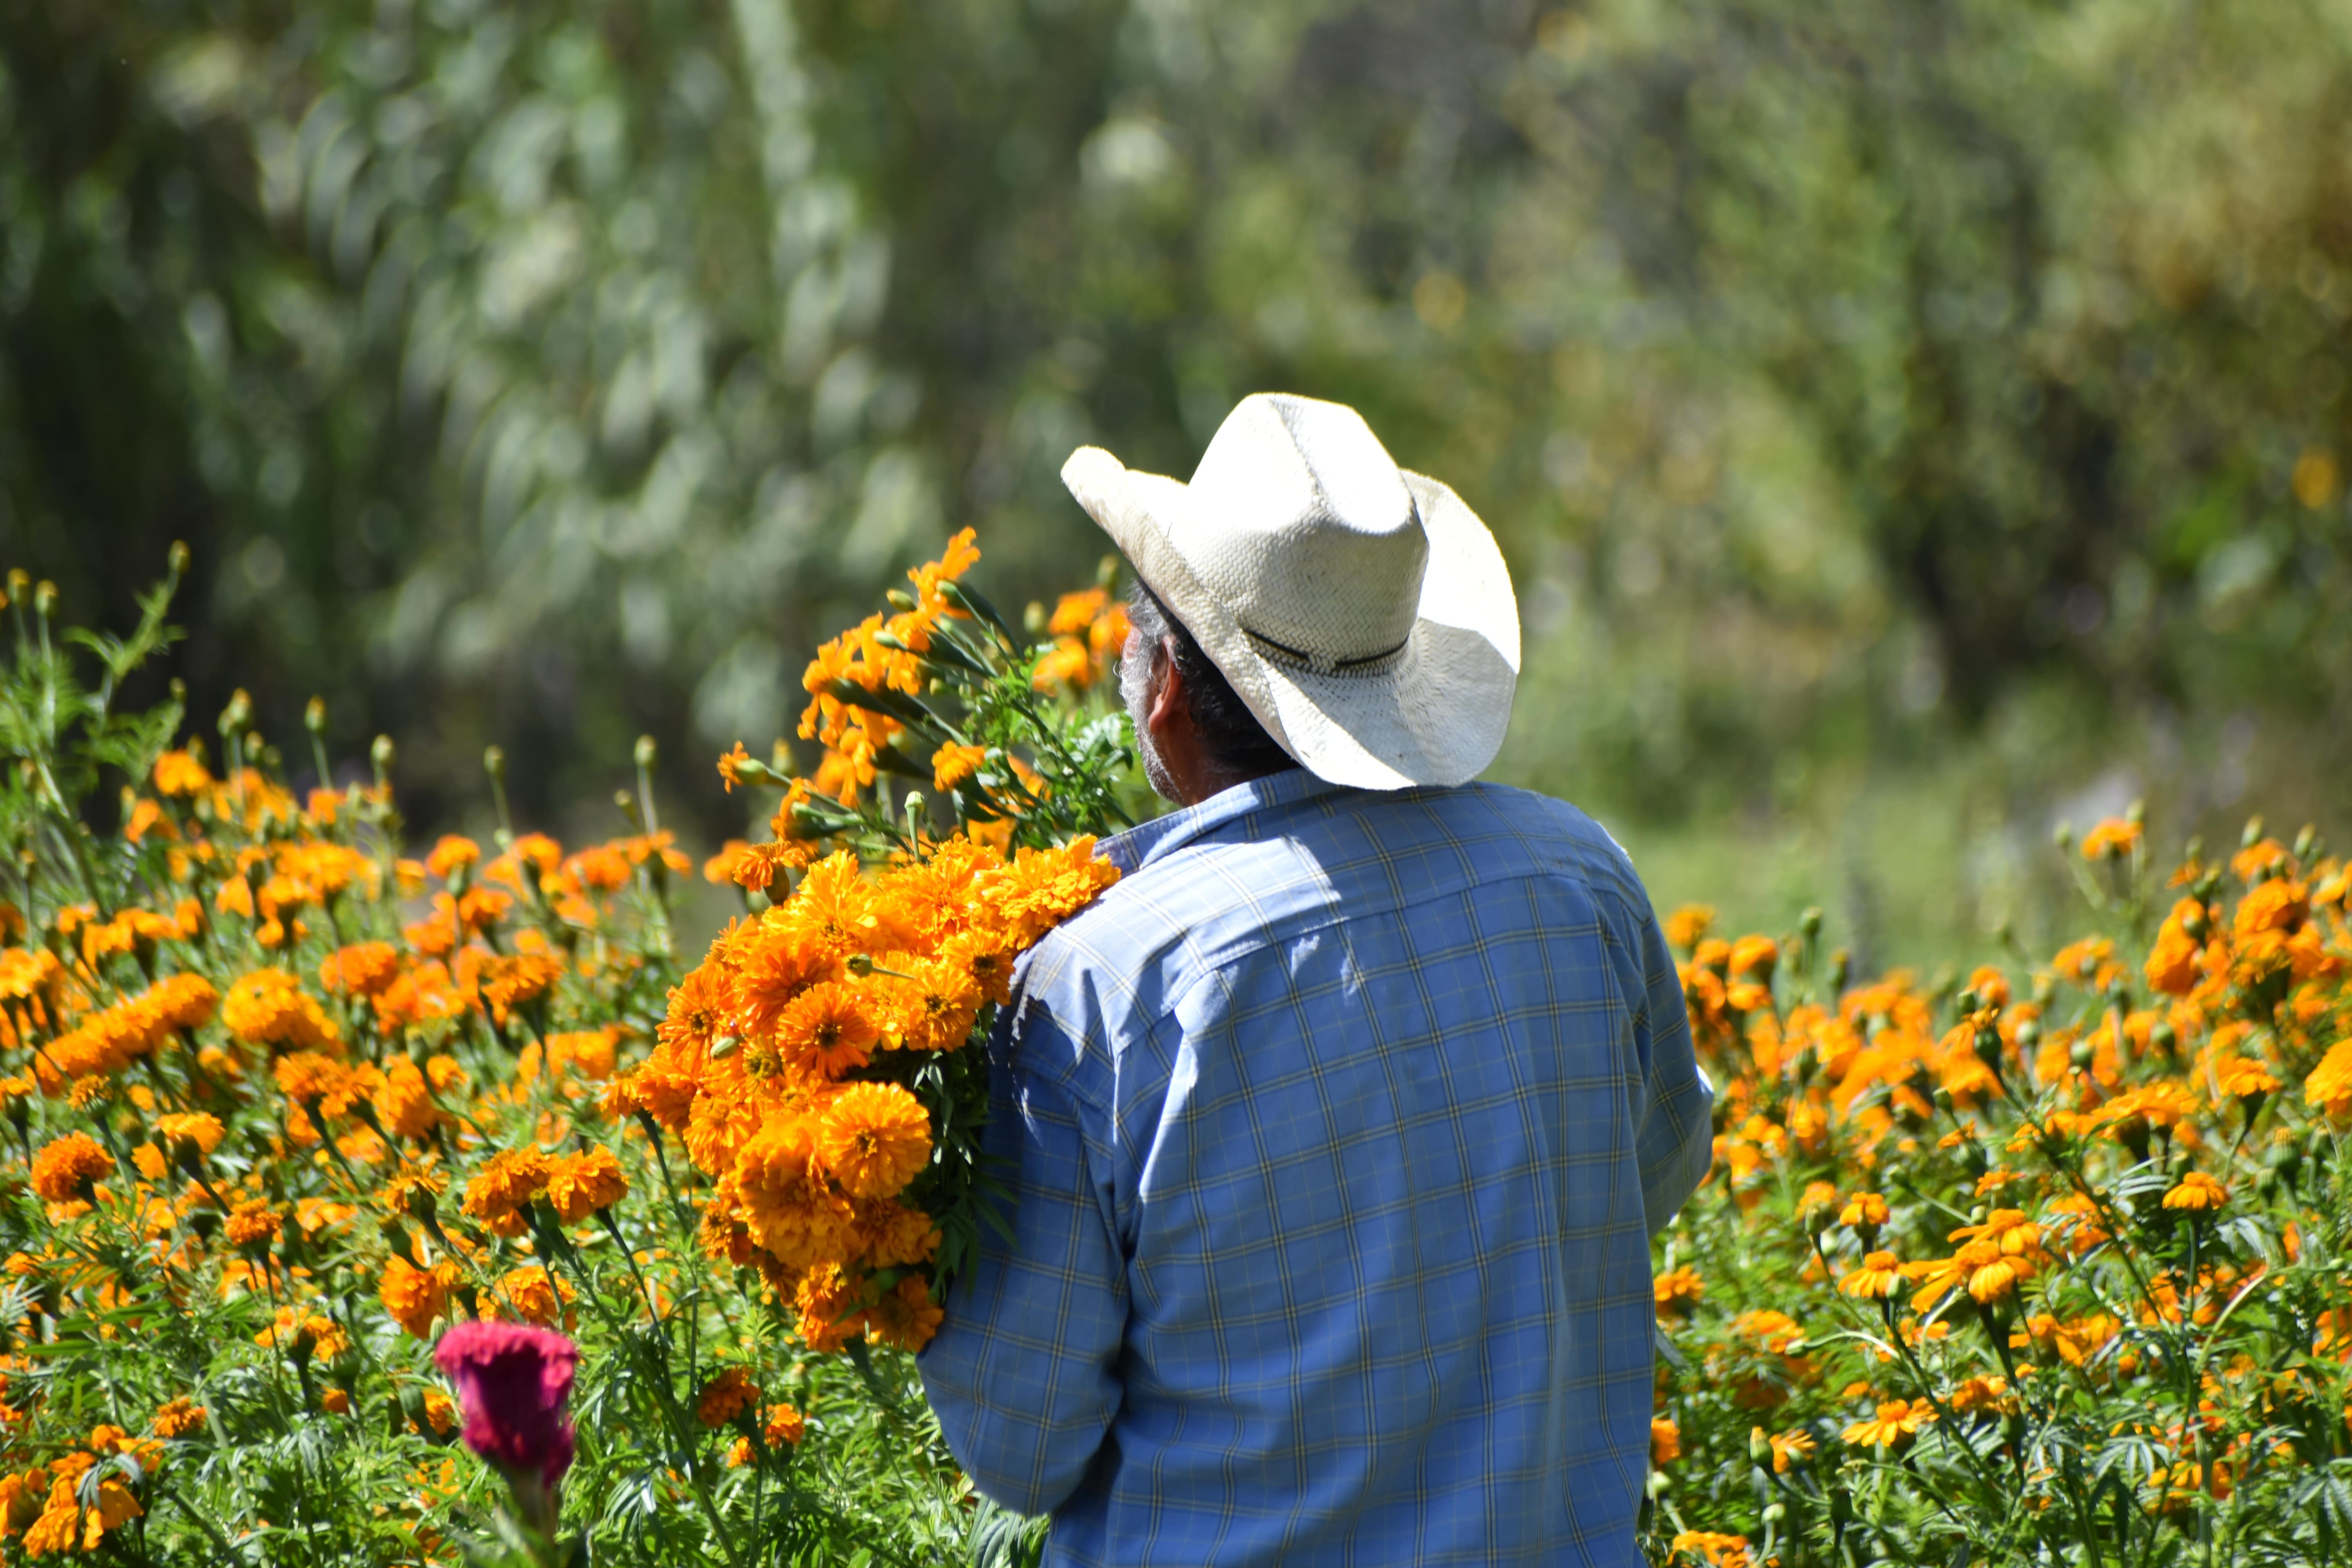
<box><xmin>319</xmin><ymin>942</ymin><xmax>401</xmax><ymax>997</ymax></box>
<box><xmin>461</xmin><ymin>1147</ymin><xmax>550</xmax><ymax>1238</ymax></box>
<box><xmin>152</xmin><ymin>750</ymin><xmax>211</xmax><ymax>796</ymax></box>
<box><xmin>221</xmin><ymin>967</ymin><xmax>338</xmax><ymax>1051</ymax></box>
<box><xmin>1728</xmin><ymin>935</ymin><xmax>1779</xmax><ymax>981</ymax></box>
<box><xmin>150</xmin><ymin>1397</ymin><xmax>207</xmax><ymax>1439</ymax></box>
<box><xmin>931</xmin><ymin>742</ymin><xmax>989</xmax><ymax>793</ymax></box>
<box><xmin>886</xmin><ymin>956</ymin><xmax>983</xmax><ymax>1053</ymax></box>
<box><xmin>379</xmin><ymin>1254</ymin><xmax>454</xmax><ymax>1339</ymax></box>
<box><xmin>1664</xmin><ymin>905</ymin><xmax>1715</xmax><ymax>953</ymax></box>
<box><xmin>32</xmin><ymin>1132</ymin><xmax>114</xmax><ymax>1203</ymax></box>
<box><xmin>863</xmin><ymin>1272</ymin><xmax>946</xmax><ymax>1352</ymax></box>
<box><xmin>486</xmin><ymin>1265</ymin><xmax>574</xmax><ymax>1329</ymax></box>
<box><xmin>697</xmin><ymin>1367</ymin><xmax>761</xmax><ymax>1428</ymax></box>
<box><xmin>225</xmin><ymin>1200</ymin><xmax>281</xmax><ymax>1249</ymax></box>
<box><xmin>793</xmin><ymin>1261</ymin><xmax>865</xmax><ymax>1352</ymax></box>
<box><xmin>154</xmin><ymin>1111</ymin><xmax>225</xmax><ymax>1158</ymax></box>
<box><xmin>1653</xmin><ymin>1267</ymin><xmax>1704</xmax><ymax>1318</ymax></box>
<box><xmin>543</xmin><ymin>1147</ymin><xmax>629</xmax><ymax>1223</ymax></box>
<box><xmin>1948</xmin><ymin>1375</ymin><xmax>2017</xmax><ymax>1414</ymax></box>
<box><xmin>1839</xmin><ymin>1251</ymin><xmax>1905</xmax><ymax>1300</ymax></box>
<box><xmin>2163</xmin><ymin>1171</ymin><xmax>2229</xmax><ymax>1212</ymax></box>
<box><xmin>1842</xmin><ymin>1398</ymin><xmax>1936</xmax><ymax>1449</ymax></box>
<box><xmin>979</xmin><ymin>837</ymin><xmax>1120</xmax><ymax>949</ymax></box>
<box><xmin>817</xmin><ymin>1082</ymin><xmax>931</xmax><ymax>1200</ymax></box>
<box><xmin>2307</xmin><ymin>1039</ymin><xmax>2352</xmax><ymax>1119</ymax></box>
<box><xmin>1839</xmin><ymin>1191</ymin><xmax>1889</xmax><ymax>1234</ymax></box>
<box><xmin>658</xmin><ymin>963</ymin><xmax>736</xmax><ymax>1060</ymax></box>
<box><xmin>762</xmin><ymin>1402</ymin><xmax>806</xmax><ymax>1446</ymax></box>
<box><xmin>2081</xmin><ymin>818</ymin><xmax>2142</xmax><ymax>860</ymax></box>
<box><xmin>1650</xmin><ymin>1416</ymin><xmax>1681</xmax><ymax>1466</ymax></box>
<box><xmin>1763</xmin><ymin>1428</ymin><xmax>1815</xmax><ymax>1473</ymax></box>
<box><xmin>320</xmin><ymin>1387</ymin><xmax>351</xmax><ymax>1415</ymax></box>
<box><xmin>1670</xmin><ymin>1531</ymin><xmax>1749</xmax><ymax>1568</ymax></box>
<box><xmin>420</xmin><ymin>1388</ymin><xmax>457</xmax><ymax>1437</ymax></box>
<box><xmin>717</xmin><ymin>742</ymin><xmax>753</xmax><ymax>793</ymax></box>
<box><xmin>776</xmin><ymin>981</ymin><xmax>885</xmax><ymax>1079</ymax></box>
<box><xmin>426</xmin><ymin>835</ymin><xmax>481</xmax><ymax>881</ymax></box>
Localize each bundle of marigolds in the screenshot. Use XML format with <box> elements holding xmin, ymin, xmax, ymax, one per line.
<box><xmin>0</xmin><ymin>538</ymin><xmax>1131</xmax><ymax>1565</ymax></box>
<box><xmin>1646</xmin><ymin>812</ymin><xmax>2352</xmax><ymax>1567</ymax></box>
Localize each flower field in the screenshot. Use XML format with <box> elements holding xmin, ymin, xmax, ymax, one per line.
<box><xmin>0</xmin><ymin>534</ymin><xmax>2344</xmax><ymax>1566</ymax></box>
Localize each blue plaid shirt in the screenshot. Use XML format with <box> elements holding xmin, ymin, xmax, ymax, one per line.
<box><xmin>918</xmin><ymin>769</ymin><xmax>1713</xmax><ymax>1565</ymax></box>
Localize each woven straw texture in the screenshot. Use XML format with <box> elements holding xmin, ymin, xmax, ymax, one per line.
<box><xmin>1060</xmin><ymin>393</ymin><xmax>1519</xmax><ymax>790</ymax></box>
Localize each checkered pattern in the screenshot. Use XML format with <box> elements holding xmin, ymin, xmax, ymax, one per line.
<box><xmin>918</xmin><ymin>770</ymin><xmax>1713</xmax><ymax>1566</ymax></box>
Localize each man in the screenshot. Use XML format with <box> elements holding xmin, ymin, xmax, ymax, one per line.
<box><xmin>918</xmin><ymin>394</ymin><xmax>1714</xmax><ymax>1565</ymax></box>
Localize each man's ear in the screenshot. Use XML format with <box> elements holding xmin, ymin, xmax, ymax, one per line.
<box><xmin>1145</xmin><ymin>636</ymin><xmax>1186</xmax><ymax>735</ymax></box>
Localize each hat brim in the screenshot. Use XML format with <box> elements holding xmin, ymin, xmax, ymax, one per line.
<box><xmin>1061</xmin><ymin>447</ymin><xmax>1519</xmax><ymax>791</ymax></box>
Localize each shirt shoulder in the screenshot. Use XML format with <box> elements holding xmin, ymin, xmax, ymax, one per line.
<box><xmin>1002</xmin><ymin>784</ymin><xmax>1657</xmax><ymax>1077</ymax></box>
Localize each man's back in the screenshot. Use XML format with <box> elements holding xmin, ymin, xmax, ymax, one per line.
<box><xmin>919</xmin><ymin>769</ymin><xmax>1714</xmax><ymax>1566</ymax></box>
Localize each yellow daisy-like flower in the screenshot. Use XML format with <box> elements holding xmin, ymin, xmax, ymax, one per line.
<box><xmin>1838</xmin><ymin>1251</ymin><xmax>1905</xmax><ymax>1301</ymax></box>
<box><xmin>1842</xmin><ymin>1398</ymin><xmax>1936</xmax><ymax>1450</ymax></box>
<box><xmin>2163</xmin><ymin>1171</ymin><xmax>2229</xmax><ymax>1212</ymax></box>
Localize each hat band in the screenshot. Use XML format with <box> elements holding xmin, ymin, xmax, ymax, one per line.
<box><xmin>1243</xmin><ymin>624</ymin><xmax>1411</xmax><ymax>678</ymax></box>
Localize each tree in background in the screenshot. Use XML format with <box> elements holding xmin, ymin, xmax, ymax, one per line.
<box><xmin>3</xmin><ymin>0</ymin><xmax>2348</xmax><ymax>872</ymax></box>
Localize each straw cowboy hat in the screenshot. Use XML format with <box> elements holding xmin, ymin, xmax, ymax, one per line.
<box><xmin>1060</xmin><ymin>392</ymin><xmax>1519</xmax><ymax>791</ymax></box>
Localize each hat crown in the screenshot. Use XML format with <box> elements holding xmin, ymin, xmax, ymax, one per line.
<box><xmin>1182</xmin><ymin>394</ymin><xmax>1426</xmax><ymax>670</ymax></box>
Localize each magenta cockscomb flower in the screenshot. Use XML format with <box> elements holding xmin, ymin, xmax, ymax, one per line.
<box><xmin>433</xmin><ymin>1321</ymin><xmax>581</xmax><ymax>1489</ymax></box>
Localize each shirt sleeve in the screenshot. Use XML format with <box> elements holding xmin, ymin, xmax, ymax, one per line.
<box><xmin>1623</xmin><ymin>895</ymin><xmax>1715</xmax><ymax>1235</ymax></box>
<box><xmin>916</xmin><ymin>1009</ymin><xmax>1128</xmax><ymax>1516</ymax></box>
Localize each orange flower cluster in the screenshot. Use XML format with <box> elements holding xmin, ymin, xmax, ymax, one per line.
<box><xmin>1033</xmin><ymin>587</ymin><xmax>1132</xmax><ymax>693</ymax></box>
<box><xmin>799</xmin><ymin>528</ymin><xmax>984</xmax><ymax>806</ymax></box>
<box><xmin>613</xmin><ymin>833</ymin><xmax>1118</xmax><ymax>1352</ymax></box>
<box><xmin>1646</xmin><ymin>819</ymin><xmax>2352</xmax><ymax>1555</ymax></box>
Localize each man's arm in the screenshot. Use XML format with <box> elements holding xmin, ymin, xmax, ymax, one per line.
<box><xmin>916</xmin><ymin>1014</ymin><xmax>1127</xmax><ymax>1516</ymax></box>
<box><xmin>1622</xmin><ymin>895</ymin><xmax>1714</xmax><ymax>1235</ymax></box>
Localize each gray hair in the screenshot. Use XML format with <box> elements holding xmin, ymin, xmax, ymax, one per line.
<box><xmin>1122</xmin><ymin>580</ymin><xmax>1297</xmax><ymax>788</ymax></box>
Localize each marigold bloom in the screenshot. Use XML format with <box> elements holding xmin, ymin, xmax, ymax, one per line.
<box><xmin>1839</xmin><ymin>1251</ymin><xmax>1905</xmax><ymax>1300</ymax></box>
<box><xmin>152</xmin><ymin>750</ymin><xmax>211</xmax><ymax>795</ymax></box>
<box><xmin>221</xmin><ymin>967</ymin><xmax>338</xmax><ymax>1051</ymax></box>
<box><xmin>463</xmin><ymin>1147</ymin><xmax>551</xmax><ymax>1238</ymax></box>
<box><xmin>2163</xmin><ymin>1171</ymin><xmax>2229</xmax><ymax>1212</ymax></box>
<box><xmin>319</xmin><ymin>941</ymin><xmax>401</xmax><ymax>997</ymax></box>
<box><xmin>2305</xmin><ymin>1039</ymin><xmax>2352</xmax><ymax>1119</ymax></box>
<box><xmin>151</xmin><ymin>1397</ymin><xmax>207</xmax><ymax>1439</ymax></box>
<box><xmin>697</xmin><ymin>1367</ymin><xmax>761</xmax><ymax>1427</ymax></box>
<box><xmin>931</xmin><ymin>742</ymin><xmax>989</xmax><ymax>793</ymax></box>
<box><xmin>1842</xmin><ymin>1398</ymin><xmax>1936</xmax><ymax>1449</ymax></box>
<box><xmin>30</xmin><ymin>1133</ymin><xmax>112</xmax><ymax>1204</ymax></box>
<box><xmin>1653</xmin><ymin>1267</ymin><xmax>1704</xmax><ymax>1318</ymax></box>
<box><xmin>426</xmin><ymin>835</ymin><xmax>481</xmax><ymax>881</ymax></box>
<box><xmin>776</xmin><ymin>982</ymin><xmax>885</xmax><ymax>1079</ymax></box>
<box><xmin>863</xmin><ymin>1272</ymin><xmax>946</xmax><ymax>1352</ymax></box>
<box><xmin>817</xmin><ymin>1082</ymin><xmax>932</xmax><ymax>1200</ymax></box>
<box><xmin>762</xmin><ymin>1402</ymin><xmax>806</xmax><ymax>1446</ymax></box>
<box><xmin>1669</xmin><ymin>1530</ymin><xmax>1749</xmax><ymax>1568</ymax></box>
<box><xmin>2080</xmin><ymin>818</ymin><xmax>2142</xmax><ymax>859</ymax></box>
<box><xmin>488</xmin><ymin>1266</ymin><xmax>574</xmax><ymax>1330</ymax></box>
<box><xmin>543</xmin><ymin>1147</ymin><xmax>628</xmax><ymax>1223</ymax></box>
<box><xmin>1839</xmin><ymin>1191</ymin><xmax>1889</xmax><ymax>1234</ymax></box>
<box><xmin>887</xmin><ymin>956</ymin><xmax>984</xmax><ymax>1053</ymax></box>
<box><xmin>1948</xmin><ymin>1375</ymin><xmax>2017</xmax><ymax>1414</ymax></box>
<box><xmin>381</xmin><ymin>1254</ymin><xmax>456</xmax><ymax>1339</ymax></box>
<box><xmin>716</xmin><ymin>742</ymin><xmax>753</xmax><ymax>793</ymax></box>
<box><xmin>1763</xmin><ymin>1428</ymin><xmax>1815</xmax><ymax>1473</ymax></box>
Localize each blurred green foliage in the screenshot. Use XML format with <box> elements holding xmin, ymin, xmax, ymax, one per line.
<box><xmin>3</xmin><ymin>0</ymin><xmax>2349</xmax><ymax>961</ymax></box>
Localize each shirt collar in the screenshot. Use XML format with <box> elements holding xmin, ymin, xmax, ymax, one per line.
<box><xmin>1098</xmin><ymin>768</ymin><xmax>1353</xmax><ymax>875</ymax></box>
